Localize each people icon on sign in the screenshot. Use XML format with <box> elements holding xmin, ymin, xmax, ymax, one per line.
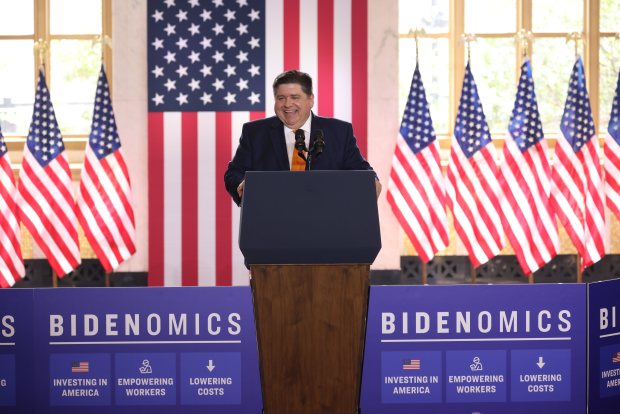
<box><xmin>469</xmin><ymin>356</ymin><xmax>483</xmax><ymax>371</ymax></box>
<box><xmin>139</xmin><ymin>359</ymin><xmax>153</xmax><ymax>374</ymax></box>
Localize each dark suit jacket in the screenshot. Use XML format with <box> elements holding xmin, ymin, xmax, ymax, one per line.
<box><xmin>224</xmin><ymin>114</ymin><xmax>374</xmax><ymax>205</ymax></box>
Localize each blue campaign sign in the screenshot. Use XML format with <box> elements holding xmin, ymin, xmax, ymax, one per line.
<box><xmin>0</xmin><ymin>289</ymin><xmax>34</xmax><ymax>413</ymax></box>
<box><xmin>49</xmin><ymin>353</ymin><xmax>112</xmax><ymax>406</ymax></box>
<box><xmin>588</xmin><ymin>278</ymin><xmax>620</xmax><ymax>413</ymax></box>
<box><xmin>180</xmin><ymin>352</ymin><xmax>241</xmax><ymax>405</ymax></box>
<box><xmin>114</xmin><ymin>353</ymin><xmax>176</xmax><ymax>405</ymax></box>
<box><xmin>31</xmin><ymin>287</ymin><xmax>262</xmax><ymax>414</ymax></box>
<box><xmin>361</xmin><ymin>284</ymin><xmax>587</xmax><ymax>414</ymax></box>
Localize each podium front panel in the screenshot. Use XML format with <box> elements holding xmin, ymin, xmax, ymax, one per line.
<box><xmin>239</xmin><ymin>170</ymin><xmax>381</xmax><ymax>265</ymax></box>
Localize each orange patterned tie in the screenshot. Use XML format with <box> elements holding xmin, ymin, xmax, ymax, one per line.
<box><xmin>291</xmin><ymin>130</ymin><xmax>307</xmax><ymax>171</ymax></box>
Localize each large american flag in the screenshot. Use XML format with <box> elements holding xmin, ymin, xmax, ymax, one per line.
<box><xmin>17</xmin><ymin>69</ymin><xmax>81</xmax><ymax>277</ymax></box>
<box><xmin>386</xmin><ymin>63</ymin><xmax>448</xmax><ymax>263</ymax></box>
<box><xmin>604</xmin><ymin>69</ymin><xmax>620</xmax><ymax>220</ymax></box>
<box><xmin>147</xmin><ymin>0</ymin><xmax>368</xmax><ymax>286</ymax></box>
<box><xmin>498</xmin><ymin>59</ymin><xmax>559</xmax><ymax>275</ymax></box>
<box><xmin>77</xmin><ymin>66</ymin><xmax>136</xmax><ymax>272</ymax></box>
<box><xmin>446</xmin><ymin>63</ymin><xmax>504</xmax><ymax>268</ymax></box>
<box><xmin>0</xmin><ymin>126</ymin><xmax>25</xmax><ymax>288</ymax></box>
<box><xmin>551</xmin><ymin>57</ymin><xmax>606</xmax><ymax>269</ymax></box>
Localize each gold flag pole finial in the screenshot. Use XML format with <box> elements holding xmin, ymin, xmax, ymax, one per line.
<box><xmin>33</xmin><ymin>39</ymin><xmax>48</xmax><ymax>69</ymax></box>
<box><xmin>409</xmin><ymin>28</ymin><xmax>426</xmax><ymax>64</ymax></box>
<box><xmin>566</xmin><ymin>32</ymin><xmax>584</xmax><ymax>59</ymax></box>
<box><xmin>92</xmin><ymin>34</ymin><xmax>112</xmax><ymax>62</ymax></box>
<box><xmin>515</xmin><ymin>29</ymin><xmax>534</xmax><ymax>58</ymax></box>
<box><xmin>460</xmin><ymin>33</ymin><xmax>477</xmax><ymax>62</ymax></box>
<box><xmin>616</xmin><ymin>32</ymin><xmax>620</xmax><ymax>65</ymax></box>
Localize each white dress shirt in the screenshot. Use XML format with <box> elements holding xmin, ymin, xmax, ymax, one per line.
<box><xmin>284</xmin><ymin>116</ymin><xmax>312</xmax><ymax>168</ymax></box>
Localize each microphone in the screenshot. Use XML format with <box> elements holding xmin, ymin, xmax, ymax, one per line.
<box><xmin>312</xmin><ymin>129</ymin><xmax>325</xmax><ymax>157</ymax></box>
<box><xmin>294</xmin><ymin>129</ymin><xmax>307</xmax><ymax>161</ymax></box>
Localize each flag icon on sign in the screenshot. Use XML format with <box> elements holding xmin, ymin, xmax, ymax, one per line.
<box><xmin>71</xmin><ymin>361</ymin><xmax>90</xmax><ymax>373</ymax></box>
<box><xmin>613</xmin><ymin>352</ymin><xmax>620</xmax><ymax>363</ymax></box>
<box><xmin>403</xmin><ymin>359</ymin><xmax>421</xmax><ymax>370</ymax></box>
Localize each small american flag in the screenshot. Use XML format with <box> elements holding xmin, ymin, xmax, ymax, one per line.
<box><xmin>71</xmin><ymin>361</ymin><xmax>90</xmax><ymax>373</ymax></box>
<box><xmin>17</xmin><ymin>69</ymin><xmax>81</xmax><ymax>277</ymax></box>
<box><xmin>612</xmin><ymin>352</ymin><xmax>620</xmax><ymax>363</ymax></box>
<box><xmin>386</xmin><ymin>63</ymin><xmax>449</xmax><ymax>263</ymax></box>
<box><xmin>402</xmin><ymin>359</ymin><xmax>421</xmax><ymax>370</ymax></box>
<box><xmin>498</xmin><ymin>59</ymin><xmax>559</xmax><ymax>275</ymax></box>
<box><xmin>604</xmin><ymin>69</ymin><xmax>620</xmax><ymax>220</ymax></box>
<box><xmin>446</xmin><ymin>63</ymin><xmax>504</xmax><ymax>267</ymax></box>
<box><xmin>0</xmin><ymin>126</ymin><xmax>25</xmax><ymax>288</ymax></box>
<box><xmin>551</xmin><ymin>57</ymin><xmax>606</xmax><ymax>269</ymax></box>
<box><xmin>77</xmin><ymin>66</ymin><xmax>136</xmax><ymax>272</ymax></box>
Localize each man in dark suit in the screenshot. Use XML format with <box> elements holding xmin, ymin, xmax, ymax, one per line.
<box><xmin>224</xmin><ymin>70</ymin><xmax>380</xmax><ymax>205</ymax></box>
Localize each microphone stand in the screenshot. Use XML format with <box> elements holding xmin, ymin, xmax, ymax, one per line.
<box><xmin>307</xmin><ymin>131</ymin><xmax>324</xmax><ymax>171</ymax></box>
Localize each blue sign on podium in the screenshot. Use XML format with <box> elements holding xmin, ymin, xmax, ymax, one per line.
<box><xmin>31</xmin><ymin>287</ymin><xmax>262</xmax><ymax>414</ymax></box>
<box><xmin>589</xmin><ymin>278</ymin><xmax>620</xmax><ymax>413</ymax></box>
<box><xmin>361</xmin><ymin>284</ymin><xmax>587</xmax><ymax>414</ymax></box>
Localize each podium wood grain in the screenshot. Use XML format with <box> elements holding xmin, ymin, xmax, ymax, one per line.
<box><xmin>251</xmin><ymin>264</ymin><xmax>369</xmax><ymax>414</ymax></box>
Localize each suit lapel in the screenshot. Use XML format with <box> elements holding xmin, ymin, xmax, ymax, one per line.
<box><xmin>309</xmin><ymin>113</ymin><xmax>319</xmax><ymax>150</ymax></box>
<box><xmin>269</xmin><ymin>117</ymin><xmax>289</xmax><ymax>170</ymax></box>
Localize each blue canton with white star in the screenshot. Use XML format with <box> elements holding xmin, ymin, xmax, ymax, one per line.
<box><xmin>454</xmin><ymin>63</ymin><xmax>491</xmax><ymax>158</ymax></box>
<box><xmin>400</xmin><ymin>64</ymin><xmax>436</xmax><ymax>155</ymax></box>
<box><xmin>27</xmin><ymin>69</ymin><xmax>65</xmax><ymax>167</ymax></box>
<box><xmin>90</xmin><ymin>66</ymin><xmax>121</xmax><ymax>160</ymax></box>
<box><xmin>509</xmin><ymin>59</ymin><xmax>544</xmax><ymax>152</ymax></box>
<box><xmin>148</xmin><ymin>0</ymin><xmax>265</xmax><ymax>111</ymax></box>
<box><xmin>0</xmin><ymin>126</ymin><xmax>7</xmax><ymax>157</ymax></box>
<box><xmin>560</xmin><ymin>57</ymin><xmax>596</xmax><ymax>153</ymax></box>
<box><xmin>608</xmin><ymin>69</ymin><xmax>620</xmax><ymax>145</ymax></box>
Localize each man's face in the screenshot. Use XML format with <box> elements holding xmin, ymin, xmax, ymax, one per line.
<box><xmin>274</xmin><ymin>83</ymin><xmax>314</xmax><ymax>130</ymax></box>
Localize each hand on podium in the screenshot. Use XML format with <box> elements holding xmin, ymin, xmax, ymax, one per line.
<box><xmin>237</xmin><ymin>180</ymin><xmax>245</xmax><ymax>199</ymax></box>
<box><xmin>375</xmin><ymin>178</ymin><xmax>382</xmax><ymax>199</ymax></box>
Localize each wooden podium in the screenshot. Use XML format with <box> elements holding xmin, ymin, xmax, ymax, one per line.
<box><xmin>240</xmin><ymin>171</ymin><xmax>381</xmax><ymax>414</ymax></box>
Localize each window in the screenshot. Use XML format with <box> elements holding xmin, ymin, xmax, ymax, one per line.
<box><xmin>0</xmin><ymin>0</ymin><xmax>110</xmax><ymax>137</ymax></box>
<box><xmin>398</xmin><ymin>0</ymin><xmax>620</xmax><ymax>256</ymax></box>
<box><xmin>0</xmin><ymin>0</ymin><xmax>111</xmax><ymax>258</ymax></box>
<box><xmin>400</xmin><ymin>0</ymin><xmax>619</xmax><ymax>136</ymax></box>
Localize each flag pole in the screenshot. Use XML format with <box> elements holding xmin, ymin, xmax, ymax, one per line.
<box><xmin>410</xmin><ymin>26</ymin><xmax>430</xmax><ymax>288</ymax></box>
<box><xmin>566</xmin><ymin>31</ymin><xmax>584</xmax><ymax>284</ymax></box>
<box><xmin>460</xmin><ymin>33</ymin><xmax>477</xmax><ymax>63</ymax></box>
<box><xmin>566</xmin><ymin>32</ymin><xmax>584</xmax><ymax>59</ymax></box>
<box><xmin>515</xmin><ymin>29</ymin><xmax>533</xmax><ymax>60</ymax></box>
<box><xmin>92</xmin><ymin>34</ymin><xmax>112</xmax><ymax>65</ymax></box>
<box><xmin>33</xmin><ymin>39</ymin><xmax>48</xmax><ymax>71</ymax></box>
<box><xmin>52</xmin><ymin>271</ymin><xmax>58</xmax><ymax>288</ymax></box>
<box><xmin>408</xmin><ymin>27</ymin><xmax>426</xmax><ymax>65</ymax></box>
<box><xmin>93</xmin><ymin>33</ymin><xmax>114</xmax><ymax>289</ymax></box>
<box><xmin>462</xmin><ymin>33</ymin><xmax>480</xmax><ymax>286</ymax></box>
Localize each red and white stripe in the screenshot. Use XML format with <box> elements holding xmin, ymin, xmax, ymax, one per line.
<box><xmin>605</xmin><ymin>132</ymin><xmax>620</xmax><ymax>219</ymax></box>
<box><xmin>499</xmin><ymin>135</ymin><xmax>559</xmax><ymax>275</ymax></box>
<box><xmin>387</xmin><ymin>137</ymin><xmax>448</xmax><ymax>263</ymax></box>
<box><xmin>17</xmin><ymin>147</ymin><xmax>80</xmax><ymax>276</ymax></box>
<box><xmin>446</xmin><ymin>138</ymin><xmax>505</xmax><ymax>268</ymax></box>
<box><xmin>0</xmin><ymin>152</ymin><xmax>25</xmax><ymax>287</ymax></box>
<box><xmin>77</xmin><ymin>146</ymin><xmax>136</xmax><ymax>272</ymax></box>
<box><xmin>148</xmin><ymin>0</ymin><xmax>368</xmax><ymax>286</ymax></box>
<box><xmin>604</xmin><ymin>70</ymin><xmax>620</xmax><ymax>219</ymax></box>
<box><xmin>551</xmin><ymin>136</ymin><xmax>606</xmax><ymax>268</ymax></box>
